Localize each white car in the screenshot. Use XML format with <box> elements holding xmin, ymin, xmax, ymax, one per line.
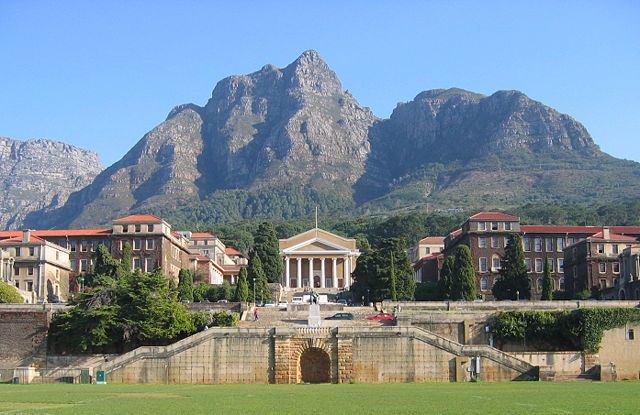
<box><xmin>278</xmin><ymin>301</ymin><xmax>288</xmax><ymax>309</ymax></box>
<box><xmin>291</xmin><ymin>296</ymin><xmax>303</xmax><ymax>304</ymax></box>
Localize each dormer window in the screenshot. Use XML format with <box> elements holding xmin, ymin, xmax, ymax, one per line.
<box><xmin>135</xmin><ymin>224</ymin><xmax>141</xmax><ymax>232</ymax></box>
<box><xmin>122</xmin><ymin>225</ymin><xmax>128</xmax><ymax>233</ymax></box>
<box><xmin>478</xmin><ymin>222</ymin><xmax>486</xmax><ymax>231</ymax></box>
<box><xmin>491</xmin><ymin>222</ymin><xmax>499</xmax><ymax>231</ymax></box>
<box><xmin>504</xmin><ymin>222</ymin><xmax>512</xmax><ymax>231</ymax></box>
<box><xmin>147</xmin><ymin>224</ymin><xmax>153</xmax><ymax>232</ymax></box>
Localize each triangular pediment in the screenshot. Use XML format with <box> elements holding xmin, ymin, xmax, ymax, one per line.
<box><xmin>279</xmin><ymin>228</ymin><xmax>357</xmax><ymax>253</ymax></box>
<box><xmin>292</xmin><ymin>241</ymin><xmax>345</xmax><ymax>252</ymax></box>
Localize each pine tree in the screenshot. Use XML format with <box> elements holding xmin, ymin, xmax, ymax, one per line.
<box><xmin>177</xmin><ymin>269</ymin><xmax>194</xmax><ymax>303</ymax></box>
<box><xmin>450</xmin><ymin>245</ymin><xmax>477</xmax><ymax>301</ymax></box>
<box><xmin>437</xmin><ymin>255</ymin><xmax>455</xmax><ymax>299</ymax></box>
<box><xmin>493</xmin><ymin>234</ymin><xmax>531</xmax><ymax>300</ymax></box>
<box><xmin>253</xmin><ymin>222</ymin><xmax>284</xmax><ymax>283</ymax></box>
<box><xmin>541</xmin><ymin>258</ymin><xmax>554</xmax><ymax>301</ymax></box>
<box><xmin>120</xmin><ymin>242</ymin><xmax>133</xmax><ymax>274</ymax></box>
<box><xmin>234</xmin><ymin>267</ymin><xmax>250</xmax><ymax>302</ymax></box>
<box><xmin>248</xmin><ymin>250</ymin><xmax>271</xmax><ymax>302</ymax></box>
<box><xmin>390</xmin><ymin>251</ymin><xmax>398</xmax><ymax>301</ymax></box>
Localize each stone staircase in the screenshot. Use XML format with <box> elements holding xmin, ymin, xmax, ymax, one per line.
<box><xmin>239</xmin><ymin>305</ymin><xmax>382</xmax><ymax>328</ymax></box>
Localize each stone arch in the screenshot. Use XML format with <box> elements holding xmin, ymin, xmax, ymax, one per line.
<box><xmin>293</xmin><ymin>338</ymin><xmax>333</xmax><ymax>383</ymax></box>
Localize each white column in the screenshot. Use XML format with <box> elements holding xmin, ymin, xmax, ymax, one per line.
<box><xmin>285</xmin><ymin>257</ymin><xmax>290</xmax><ymax>288</ymax></box>
<box><xmin>308</xmin><ymin>257</ymin><xmax>314</xmax><ymax>287</ymax></box>
<box><xmin>343</xmin><ymin>256</ymin><xmax>349</xmax><ymax>288</ymax></box>
<box><xmin>297</xmin><ymin>257</ymin><xmax>302</xmax><ymax>287</ymax></box>
<box><xmin>345</xmin><ymin>256</ymin><xmax>351</xmax><ymax>288</ymax></box>
<box><xmin>320</xmin><ymin>258</ymin><xmax>326</xmax><ymax>288</ymax></box>
<box><xmin>332</xmin><ymin>257</ymin><xmax>338</xmax><ymax>288</ymax></box>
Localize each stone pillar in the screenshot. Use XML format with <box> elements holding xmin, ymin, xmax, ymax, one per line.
<box><xmin>320</xmin><ymin>258</ymin><xmax>326</xmax><ymax>288</ymax></box>
<box><xmin>297</xmin><ymin>257</ymin><xmax>302</xmax><ymax>287</ymax></box>
<box><xmin>332</xmin><ymin>257</ymin><xmax>338</xmax><ymax>288</ymax></box>
<box><xmin>308</xmin><ymin>257</ymin><xmax>314</xmax><ymax>288</ymax></box>
<box><xmin>343</xmin><ymin>256</ymin><xmax>349</xmax><ymax>288</ymax></box>
<box><xmin>285</xmin><ymin>257</ymin><xmax>290</xmax><ymax>288</ymax></box>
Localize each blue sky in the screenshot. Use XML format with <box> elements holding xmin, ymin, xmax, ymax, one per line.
<box><xmin>1</xmin><ymin>1</ymin><xmax>638</xmax><ymax>166</ymax></box>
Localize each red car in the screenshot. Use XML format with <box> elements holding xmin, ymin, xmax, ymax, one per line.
<box><xmin>367</xmin><ymin>312</ymin><xmax>396</xmax><ymax>321</ymax></box>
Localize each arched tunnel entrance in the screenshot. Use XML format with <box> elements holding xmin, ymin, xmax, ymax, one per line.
<box><xmin>299</xmin><ymin>347</ymin><xmax>330</xmax><ymax>383</ymax></box>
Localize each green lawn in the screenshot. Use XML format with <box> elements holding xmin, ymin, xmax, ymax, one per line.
<box><xmin>0</xmin><ymin>382</ymin><xmax>637</xmax><ymax>414</ymax></box>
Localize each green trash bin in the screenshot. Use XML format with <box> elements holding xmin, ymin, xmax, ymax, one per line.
<box><xmin>96</xmin><ymin>370</ymin><xmax>106</xmax><ymax>384</ymax></box>
<box><xmin>80</xmin><ymin>369</ymin><xmax>90</xmax><ymax>384</ymax></box>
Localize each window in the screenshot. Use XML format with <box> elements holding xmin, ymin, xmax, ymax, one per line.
<box><xmin>26</xmin><ymin>281</ymin><xmax>33</xmax><ymax>291</ymax></box>
<box><xmin>523</xmin><ymin>237</ymin><xmax>531</xmax><ymax>252</ymax></box>
<box><xmin>549</xmin><ymin>259</ymin><xmax>555</xmax><ymax>273</ymax></box>
<box><xmin>28</xmin><ymin>266</ymin><xmax>34</xmax><ymax>276</ymax></box>
<box><xmin>491</xmin><ymin>236</ymin><xmax>499</xmax><ymax>248</ymax></box>
<box><xmin>599</xmin><ymin>262</ymin><xmax>606</xmax><ymax>273</ymax></box>
<box><xmin>559</xmin><ymin>277</ymin><xmax>565</xmax><ymax>291</ymax></box>
<box><xmin>597</xmin><ymin>244</ymin><xmax>605</xmax><ymax>254</ymax></box>
<box><xmin>599</xmin><ymin>279</ymin><xmax>608</xmax><ymax>289</ymax></box>
<box><xmin>525</xmin><ymin>258</ymin><xmax>532</xmax><ymax>272</ymax></box>
<box><xmin>491</xmin><ymin>222</ymin><xmax>499</xmax><ymax>231</ymax></box>
<box><xmin>534</xmin><ymin>238</ymin><xmax>542</xmax><ymax>252</ymax></box>
<box><xmin>122</xmin><ymin>225</ymin><xmax>128</xmax><ymax>233</ymax></box>
<box><xmin>133</xmin><ymin>239</ymin><xmax>142</xmax><ymax>250</ymax></box>
<box><xmin>478</xmin><ymin>237</ymin><xmax>487</xmax><ymax>248</ymax></box>
<box><xmin>14</xmin><ymin>266</ymin><xmax>19</xmax><ymax>276</ymax></box>
<box><xmin>70</xmin><ymin>241</ymin><xmax>77</xmax><ymax>252</ymax></box>
<box><xmin>15</xmin><ymin>281</ymin><xmax>19</xmax><ymax>289</ymax></box>
<box><xmin>613</xmin><ymin>262</ymin><xmax>620</xmax><ymax>274</ymax></box>
<box><xmin>135</xmin><ymin>224</ymin><xmax>141</xmax><ymax>232</ymax></box>
<box><xmin>480</xmin><ymin>278</ymin><xmax>488</xmax><ymax>291</ymax></box>
<box><xmin>612</xmin><ymin>244</ymin><xmax>619</xmax><ymax>255</ymax></box>
<box><xmin>545</xmin><ymin>238</ymin><xmax>553</xmax><ymax>252</ymax></box>
<box><xmin>557</xmin><ymin>237</ymin><xmax>564</xmax><ymax>252</ymax></box>
<box><xmin>504</xmin><ymin>222</ymin><xmax>512</xmax><ymax>231</ymax></box>
<box><xmin>146</xmin><ymin>239</ymin><xmax>154</xmax><ymax>250</ymax></box>
<box><xmin>80</xmin><ymin>240</ymin><xmax>88</xmax><ymax>252</ymax></box>
<box><xmin>504</xmin><ymin>237</ymin><xmax>510</xmax><ymax>247</ymax></box>
<box><xmin>147</xmin><ymin>224</ymin><xmax>153</xmax><ymax>232</ymax></box>
<box><xmin>492</xmin><ymin>256</ymin><xmax>501</xmax><ymax>272</ymax></box>
<box><xmin>15</xmin><ymin>247</ymin><xmax>21</xmax><ymax>256</ymax></box>
<box><xmin>91</xmin><ymin>240</ymin><xmax>99</xmax><ymax>252</ymax></box>
<box><xmin>80</xmin><ymin>259</ymin><xmax>89</xmax><ymax>273</ymax></box>
<box><xmin>536</xmin><ymin>278</ymin><xmax>543</xmax><ymax>292</ymax></box>
<box><xmin>203</xmin><ymin>249</ymin><xmax>209</xmax><ymax>256</ymax></box>
<box><xmin>70</xmin><ymin>260</ymin><xmax>77</xmax><ymax>272</ymax></box>
<box><xmin>478</xmin><ymin>222</ymin><xmax>486</xmax><ymax>231</ymax></box>
<box><xmin>568</xmin><ymin>237</ymin><xmax>575</xmax><ymax>246</ymax></box>
<box><xmin>628</xmin><ymin>329</ymin><xmax>635</xmax><ymax>341</ymax></box>
<box><xmin>479</xmin><ymin>257</ymin><xmax>488</xmax><ymax>272</ymax></box>
<box><xmin>133</xmin><ymin>258</ymin><xmax>142</xmax><ymax>270</ymax></box>
<box><xmin>535</xmin><ymin>258</ymin><xmax>543</xmax><ymax>273</ymax></box>
<box><xmin>29</xmin><ymin>247</ymin><xmax>35</xmax><ymax>256</ymax></box>
<box><xmin>145</xmin><ymin>258</ymin><xmax>154</xmax><ymax>272</ymax></box>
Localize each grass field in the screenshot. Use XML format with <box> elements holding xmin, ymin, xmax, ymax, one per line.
<box><xmin>0</xmin><ymin>382</ymin><xmax>638</xmax><ymax>414</ymax></box>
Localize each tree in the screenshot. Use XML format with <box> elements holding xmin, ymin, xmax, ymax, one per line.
<box><xmin>94</xmin><ymin>244</ymin><xmax>120</xmax><ymax>276</ymax></box>
<box><xmin>248</xmin><ymin>250</ymin><xmax>271</xmax><ymax>302</ymax></box>
<box><xmin>350</xmin><ymin>238</ymin><xmax>415</xmax><ymax>302</ymax></box>
<box><xmin>120</xmin><ymin>242</ymin><xmax>133</xmax><ymax>274</ymax></box>
<box><xmin>0</xmin><ymin>281</ymin><xmax>23</xmax><ymax>303</ymax></box>
<box><xmin>493</xmin><ymin>234</ymin><xmax>531</xmax><ymax>300</ymax></box>
<box><xmin>234</xmin><ymin>267</ymin><xmax>250</xmax><ymax>302</ymax></box>
<box><xmin>541</xmin><ymin>258</ymin><xmax>554</xmax><ymax>301</ymax></box>
<box><xmin>177</xmin><ymin>269</ymin><xmax>194</xmax><ymax>303</ymax></box>
<box><xmin>449</xmin><ymin>245</ymin><xmax>477</xmax><ymax>301</ymax></box>
<box><xmin>253</xmin><ymin>222</ymin><xmax>283</xmax><ymax>283</ymax></box>
<box><xmin>437</xmin><ymin>255</ymin><xmax>455</xmax><ymax>299</ymax></box>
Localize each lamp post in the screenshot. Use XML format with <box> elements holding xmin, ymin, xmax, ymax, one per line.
<box><xmin>253</xmin><ymin>277</ymin><xmax>256</xmax><ymax>305</ymax></box>
<box><xmin>516</xmin><ymin>290</ymin><xmax>520</xmax><ymax>301</ymax></box>
<box><xmin>367</xmin><ymin>288</ymin><xmax>370</xmax><ymax>306</ymax></box>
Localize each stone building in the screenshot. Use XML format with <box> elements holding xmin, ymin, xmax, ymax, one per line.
<box><xmin>564</xmin><ymin>228</ymin><xmax>638</xmax><ymax>296</ymax></box>
<box><xmin>0</xmin><ymin>230</ymin><xmax>70</xmax><ymax>303</ymax></box>
<box><xmin>411</xmin><ymin>236</ymin><xmax>445</xmax><ymax>263</ymax></box>
<box><xmin>279</xmin><ymin>228</ymin><xmax>360</xmax><ymax>290</ymax></box>
<box><xmin>615</xmin><ymin>246</ymin><xmax>640</xmax><ymax>300</ymax></box>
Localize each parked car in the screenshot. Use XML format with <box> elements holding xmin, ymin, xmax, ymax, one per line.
<box><xmin>291</xmin><ymin>296</ymin><xmax>304</xmax><ymax>304</ymax></box>
<box><xmin>216</xmin><ymin>299</ymin><xmax>228</xmax><ymax>304</ymax></box>
<box><xmin>326</xmin><ymin>312</ymin><xmax>354</xmax><ymax>320</ymax></box>
<box><xmin>278</xmin><ymin>301</ymin><xmax>288</xmax><ymax>309</ymax></box>
<box><xmin>367</xmin><ymin>312</ymin><xmax>396</xmax><ymax>321</ymax></box>
<box><xmin>264</xmin><ymin>301</ymin><xmax>276</xmax><ymax>307</ymax></box>
<box><xmin>336</xmin><ymin>299</ymin><xmax>348</xmax><ymax>306</ymax></box>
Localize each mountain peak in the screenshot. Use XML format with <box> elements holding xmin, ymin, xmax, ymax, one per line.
<box><xmin>283</xmin><ymin>50</ymin><xmax>342</xmax><ymax>96</ymax></box>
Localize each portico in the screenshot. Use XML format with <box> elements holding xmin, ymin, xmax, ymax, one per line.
<box><xmin>279</xmin><ymin>228</ymin><xmax>360</xmax><ymax>290</ymax></box>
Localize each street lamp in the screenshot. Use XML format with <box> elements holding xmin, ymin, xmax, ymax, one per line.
<box><xmin>516</xmin><ymin>290</ymin><xmax>520</xmax><ymax>301</ymax></box>
<box><xmin>253</xmin><ymin>277</ymin><xmax>256</xmax><ymax>305</ymax></box>
<box><xmin>367</xmin><ymin>288</ymin><xmax>370</xmax><ymax>306</ymax></box>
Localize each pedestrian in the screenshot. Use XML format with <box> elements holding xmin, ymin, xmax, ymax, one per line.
<box><xmin>254</xmin><ymin>308</ymin><xmax>259</xmax><ymax>321</ymax></box>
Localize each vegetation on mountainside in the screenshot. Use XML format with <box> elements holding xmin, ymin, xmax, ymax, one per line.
<box><xmin>491</xmin><ymin>308</ymin><xmax>640</xmax><ymax>352</ymax></box>
<box><xmin>0</xmin><ymin>281</ymin><xmax>23</xmax><ymax>303</ymax></box>
<box><xmin>351</xmin><ymin>238</ymin><xmax>415</xmax><ymax>302</ymax></box>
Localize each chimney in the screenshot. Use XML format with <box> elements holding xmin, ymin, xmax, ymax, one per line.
<box><xmin>602</xmin><ymin>227</ymin><xmax>610</xmax><ymax>240</ymax></box>
<box><xmin>22</xmin><ymin>230</ymin><xmax>31</xmax><ymax>243</ymax></box>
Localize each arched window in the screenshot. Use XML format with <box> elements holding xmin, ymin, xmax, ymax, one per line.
<box><xmin>480</xmin><ymin>277</ymin><xmax>488</xmax><ymax>291</ymax></box>
<box><xmin>491</xmin><ymin>255</ymin><xmax>501</xmax><ymax>272</ymax></box>
<box><xmin>559</xmin><ymin>277</ymin><xmax>565</xmax><ymax>291</ymax></box>
<box><xmin>536</xmin><ymin>278</ymin><xmax>543</xmax><ymax>292</ymax></box>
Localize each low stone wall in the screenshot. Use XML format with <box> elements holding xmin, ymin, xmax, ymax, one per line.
<box><xmin>509</xmin><ymin>352</ymin><xmax>584</xmax><ymax>375</ymax></box>
<box><xmin>385</xmin><ymin>300</ymin><xmax>640</xmax><ymax>312</ymax></box>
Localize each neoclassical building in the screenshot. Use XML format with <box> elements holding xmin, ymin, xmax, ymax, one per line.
<box><xmin>279</xmin><ymin>228</ymin><xmax>360</xmax><ymax>290</ymax></box>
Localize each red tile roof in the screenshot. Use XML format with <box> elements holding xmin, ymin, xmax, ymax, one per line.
<box><xmin>190</xmin><ymin>255</ymin><xmax>212</xmax><ymax>261</ymax></box>
<box><xmin>113</xmin><ymin>214</ymin><xmax>162</xmax><ymax>223</ymax></box>
<box><xmin>449</xmin><ymin>228</ymin><xmax>463</xmax><ymax>237</ymax></box>
<box><xmin>191</xmin><ymin>232</ymin><xmax>216</xmax><ymax>239</ymax></box>
<box><xmin>469</xmin><ymin>212</ymin><xmax>519</xmax><ymax>221</ymax></box>
<box><xmin>0</xmin><ymin>229</ymin><xmax>111</xmax><ymax>239</ymax></box>
<box><xmin>225</xmin><ymin>247</ymin><xmax>242</xmax><ymax>256</ymax></box>
<box><xmin>0</xmin><ymin>235</ymin><xmax>46</xmax><ymax>244</ymax></box>
<box><xmin>414</xmin><ymin>253</ymin><xmax>444</xmax><ymax>267</ymax></box>
<box><xmin>521</xmin><ymin>225</ymin><xmax>601</xmax><ymax>234</ymax></box>
<box><xmin>419</xmin><ymin>236</ymin><xmax>445</xmax><ymax>244</ymax></box>
<box><xmin>588</xmin><ymin>231</ymin><xmax>638</xmax><ymax>241</ymax></box>
<box><xmin>223</xmin><ymin>265</ymin><xmax>242</xmax><ymax>273</ymax></box>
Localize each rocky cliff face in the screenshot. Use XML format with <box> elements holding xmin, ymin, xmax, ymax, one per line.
<box><xmin>0</xmin><ymin>137</ymin><xmax>102</xmax><ymax>229</ymax></box>
<box><xmin>18</xmin><ymin>51</ymin><xmax>640</xmax><ymax>228</ymax></box>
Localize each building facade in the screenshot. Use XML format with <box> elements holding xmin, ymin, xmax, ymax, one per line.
<box><xmin>279</xmin><ymin>228</ymin><xmax>360</xmax><ymax>290</ymax></box>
